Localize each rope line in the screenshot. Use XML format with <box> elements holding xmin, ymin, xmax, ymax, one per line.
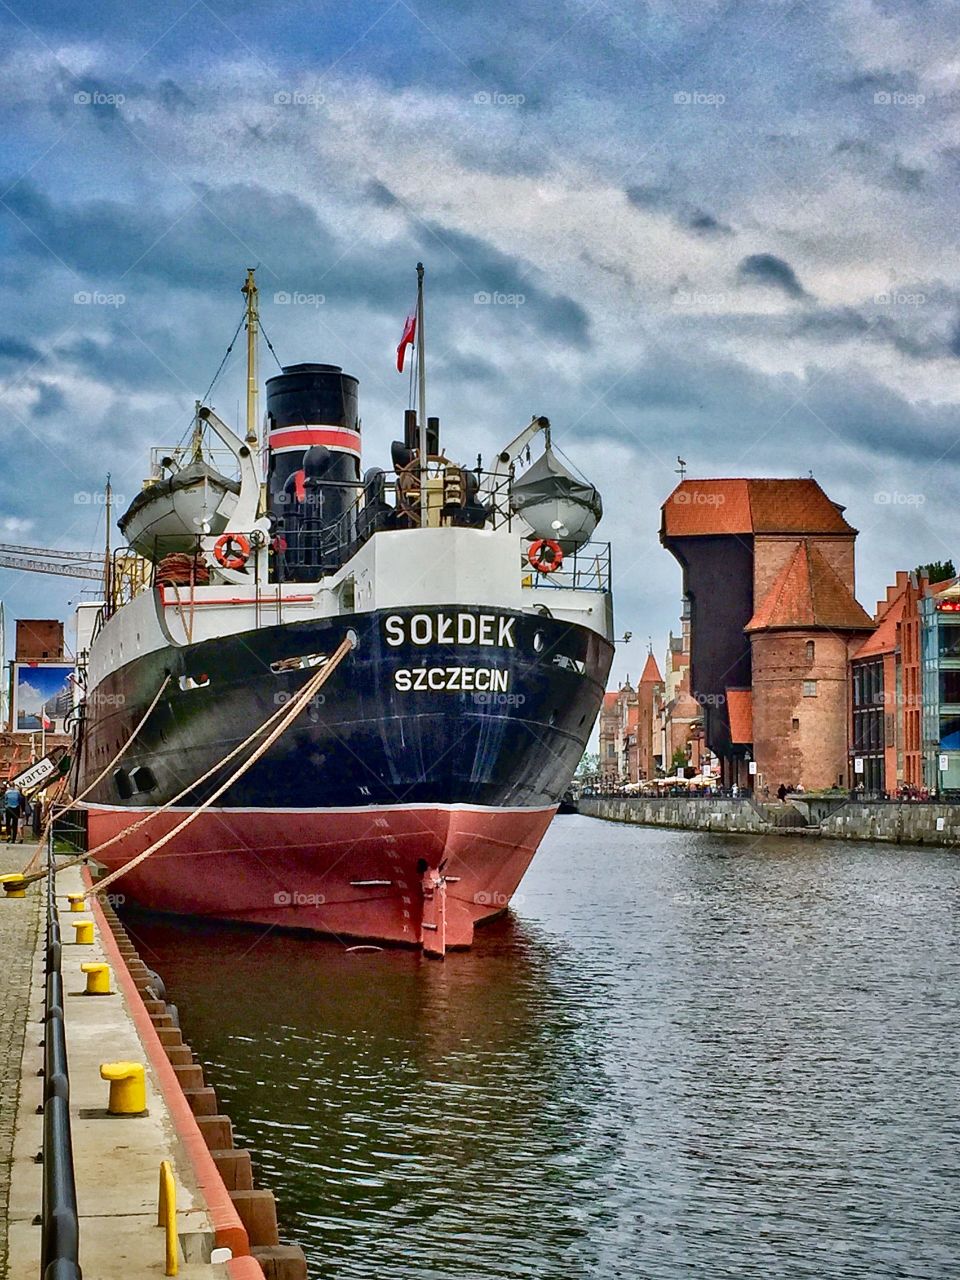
<box><xmin>20</xmin><ymin>674</ymin><xmax>172</xmax><ymax>877</ymax></box>
<box><xmin>86</xmin><ymin>635</ymin><xmax>354</xmax><ymax>899</ymax></box>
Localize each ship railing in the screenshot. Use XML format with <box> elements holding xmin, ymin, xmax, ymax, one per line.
<box><xmin>146</xmin><ymin>443</ymin><xmax>241</xmax><ymax>481</ymax></box>
<box><xmin>39</xmin><ymin>824</ymin><xmax>82</xmax><ymax>1280</ymax></box>
<box><xmin>522</xmin><ymin>540</ymin><xmax>611</xmax><ymax>594</ymax></box>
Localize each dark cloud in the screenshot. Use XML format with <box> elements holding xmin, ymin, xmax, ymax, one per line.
<box><xmin>887</xmin><ymin>158</ymin><xmax>924</xmax><ymax>191</ymax></box>
<box><xmin>31</xmin><ymin>383</ymin><xmax>65</xmax><ymax>418</ymax></box>
<box><xmin>737</xmin><ymin>253</ymin><xmax>809</xmax><ymax>300</ymax></box>
<box><xmin>0</xmin><ymin>337</ymin><xmax>42</xmax><ymax>363</ymax></box>
<box><xmin>365</xmin><ymin>180</ymin><xmax>400</xmax><ymax>209</ymax></box>
<box><xmin>687</xmin><ymin>211</ymin><xmax>733</xmax><ymax>236</ymax></box>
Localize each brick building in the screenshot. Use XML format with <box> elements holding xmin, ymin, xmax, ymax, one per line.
<box><xmin>598</xmin><ymin>654</ymin><xmax>665</xmax><ymax>785</ymax></box>
<box><xmin>661</xmin><ymin>477</ymin><xmax>874</xmax><ymax>792</ymax></box>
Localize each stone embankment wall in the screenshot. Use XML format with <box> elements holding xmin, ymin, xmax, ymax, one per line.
<box><xmin>580</xmin><ymin>797</ymin><xmax>960</xmax><ymax>847</ymax></box>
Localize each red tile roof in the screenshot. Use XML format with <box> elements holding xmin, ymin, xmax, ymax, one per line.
<box><xmin>746</xmin><ymin>540</ymin><xmax>874</xmax><ymax>633</ymax></box>
<box><xmin>726</xmin><ymin>689</ymin><xmax>753</xmax><ymax>744</ymax></box>
<box><xmin>639</xmin><ymin>652</ymin><xmax>663</xmax><ymax>683</ymax></box>
<box><xmin>853</xmin><ymin>590</ymin><xmax>906</xmax><ymax>658</ymax></box>
<box><xmin>662</xmin><ymin>478</ymin><xmax>854</xmax><ymax>538</ymax></box>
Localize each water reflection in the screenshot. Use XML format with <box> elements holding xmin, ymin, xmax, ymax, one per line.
<box><xmin>125</xmin><ymin>817</ymin><xmax>960</xmax><ymax>1278</ymax></box>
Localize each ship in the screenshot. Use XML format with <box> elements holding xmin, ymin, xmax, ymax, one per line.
<box><xmin>73</xmin><ymin>266</ymin><xmax>614</xmax><ymax>955</ymax></box>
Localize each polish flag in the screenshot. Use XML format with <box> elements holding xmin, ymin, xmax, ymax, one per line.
<box><xmin>396</xmin><ymin>312</ymin><xmax>416</xmax><ymax>372</ymax></box>
<box><xmin>41</xmin><ymin>712</ymin><xmax>52</xmax><ymax>730</ymax></box>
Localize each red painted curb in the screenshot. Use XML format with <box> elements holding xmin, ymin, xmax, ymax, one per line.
<box><xmin>84</xmin><ymin>869</ymin><xmax>259</xmax><ymax>1269</ymax></box>
<box><xmin>227</xmin><ymin>1258</ymin><xmax>269</xmax><ymax>1279</ymax></box>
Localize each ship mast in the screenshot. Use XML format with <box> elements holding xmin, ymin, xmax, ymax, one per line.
<box><xmin>102</xmin><ymin>473</ymin><xmax>112</xmax><ymax>611</ymax></box>
<box><xmin>416</xmin><ymin>262</ymin><xmax>427</xmax><ymax>525</ymax></box>
<box><xmin>241</xmin><ymin>268</ymin><xmax>259</xmax><ymax>448</ymax></box>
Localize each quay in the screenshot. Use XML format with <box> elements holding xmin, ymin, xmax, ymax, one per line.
<box><xmin>0</xmin><ymin>843</ymin><xmax>306</xmax><ymax>1280</ymax></box>
<box><xmin>580</xmin><ymin>793</ymin><xmax>960</xmax><ymax>845</ymax></box>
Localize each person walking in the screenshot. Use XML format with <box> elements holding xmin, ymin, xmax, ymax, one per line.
<box><xmin>4</xmin><ymin>783</ymin><xmax>25</xmax><ymax>843</ymax></box>
<box><xmin>776</xmin><ymin>782</ymin><xmax>787</xmax><ymax>803</ymax></box>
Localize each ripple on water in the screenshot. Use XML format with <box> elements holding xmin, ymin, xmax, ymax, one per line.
<box><xmin>127</xmin><ymin>819</ymin><xmax>960</xmax><ymax>1279</ymax></box>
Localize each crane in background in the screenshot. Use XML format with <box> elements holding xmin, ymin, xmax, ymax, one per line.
<box><xmin>0</xmin><ymin>543</ymin><xmax>103</xmax><ymax>581</ymax></box>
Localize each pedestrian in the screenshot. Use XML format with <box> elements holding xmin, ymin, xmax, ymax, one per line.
<box><xmin>4</xmin><ymin>783</ymin><xmax>25</xmax><ymax>844</ymax></box>
<box><xmin>777</xmin><ymin>782</ymin><xmax>787</xmax><ymax>803</ymax></box>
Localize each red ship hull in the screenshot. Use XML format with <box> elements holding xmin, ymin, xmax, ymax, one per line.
<box><xmin>84</xmin><ymin>802</ymin><xmax>557</xmax><ymax>954</ymax></box>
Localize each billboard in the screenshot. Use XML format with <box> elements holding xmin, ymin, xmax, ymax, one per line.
<box><xmin>12</xmin><ymin>662</ymin><xmax>74</xmax><ymax>733</ymax></box>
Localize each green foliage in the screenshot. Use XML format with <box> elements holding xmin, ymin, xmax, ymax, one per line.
<box><xmin>670</xmin><ymin>747</ymin><xmax>688</xmax><ymax>771</ymax></box>
<box><xmin>576</xmin><ymin>751</ymin><xmax>599</xmax><ymax>778</ymax></box>
<box><xmin>915</xmin><ymin>560</ymin><xmax>955</xmax><ymax>585</ymax></box>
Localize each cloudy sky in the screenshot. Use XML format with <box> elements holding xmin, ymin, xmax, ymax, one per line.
<box><xmin>1</xmin><ymin>0</ymin><xmax>958</xmax><ymax>684</ymax></box>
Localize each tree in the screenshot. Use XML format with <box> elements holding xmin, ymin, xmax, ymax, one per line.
<box><xmin>670</xmin><ymin>747</ymin><xmax>688</xmax><ymax>772</ymax></box>
<box><xmin>915</xmin><ymin>560</ymin><xmax>955</xmax><ymax>585</ymax></box>
<box><xmin>575</xmin><ymin>751</ymin><xmax>599</xmax><ymax>778</ymax></box>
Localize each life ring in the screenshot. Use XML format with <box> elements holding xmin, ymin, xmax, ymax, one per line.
<box><xmin>528</xmin><ymin>538</ymin><xmax>563</xmax><ymax>574</ymax></box>
<box><xmin>213</xmin><ymin>532</ymin><xmax>250</xmax><ymax>570</ymax></box>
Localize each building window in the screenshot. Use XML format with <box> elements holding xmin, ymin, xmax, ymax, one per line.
<box><xmin>792</xmin><ymin>717</ymin><xmax>799</xmax><ymax>731</ymax></box>
<box><xmin>805</xmin><ymin>640</ymin><xmax>815</xmax><ymax>663</ymax></box>
<box><xmin>940</xmin><ymin>670</ymin><xmax>960</xmax><ymax>706</ymax></box>
<box><xmin>803</xmin><ymin>680</ymin><xmax>817</xmax><ymax>697</ymax></box>
<box><xmin>938</xmin><ymin>625</ymin><xmax>960</xmax><ymax>659</ymax></box>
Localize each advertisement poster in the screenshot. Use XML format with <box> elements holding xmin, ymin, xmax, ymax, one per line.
<box><xmin>12</xmin><ymin>662</ymin><xmax>74</xmax><ymax>734</ymax></box>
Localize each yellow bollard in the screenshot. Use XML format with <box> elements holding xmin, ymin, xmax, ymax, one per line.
<box><xmin>0</xmin><ymin>874</ymin><xmax>26</xmax><ymax>898</ymax></box>
<box><xmin>158</xmin><ymin>1159</ymin><xmax>178</xmax><ymax>1275</ymax></box>
<box><xmin>80</xmin><ymin>962</ymin><xmax>112</xmax><ymax>995</ymax></box>
<box><xmin>66</xmin><ymin>893</ymin><xmax>85</xmax><ymax>912</ymax></box>
<box><xmin>100</xmin><ymin>1061</ymin><xmax>147</xmax><ymax>1115</ymax></box>
<box><xmin>71</xmin><ymin>920</ymin><xmax>94</xmax><ymax>945</ymax></box>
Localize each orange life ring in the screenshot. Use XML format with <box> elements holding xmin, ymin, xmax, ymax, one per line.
<box><xmin>213</xmin><ymin>532</ymin><xmax>250</xmax><ymax>570</ymax></box>
<box><xmin>528</xmin><ymin>538</ymin><xmax>563</xmax><ymax>574</ymax></box>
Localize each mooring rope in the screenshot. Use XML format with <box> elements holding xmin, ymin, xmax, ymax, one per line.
<box><xmin>19</xmin><ymin>674</ymin><xmax>173</xmax><ymax>877</ymax></box>
<box><xmin>85</xmin><ymin>634</ymin><xmax>354</xmax><ymax>899</ymax></box>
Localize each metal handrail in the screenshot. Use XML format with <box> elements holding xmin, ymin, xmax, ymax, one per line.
<box><xmin>40</xmin><ymin>827</ymin><xmax>81</xmax><ymax>1280</ymax></box>
<box><xmin>522</xmin><ymin>540</ymin><xmax>612</xmax><ymax>593</ymax></box>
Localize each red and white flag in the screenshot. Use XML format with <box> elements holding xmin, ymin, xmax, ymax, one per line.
<box><xmin>396</xmin><ymin>311</ymin><xmax>416</xmax><ymax>372</ymax></box>
<box><xmin>41</xmin><ymin>712</ymin><xmax>52</xmax><ymax>730</ymax></box>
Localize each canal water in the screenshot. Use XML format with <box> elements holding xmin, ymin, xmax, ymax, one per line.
<box><xmin>126</xmin><ymin>817</ymin><xmax>960</xmax><ymax>1278</ymax></box>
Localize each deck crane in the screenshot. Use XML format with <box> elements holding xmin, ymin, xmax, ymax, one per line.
<box><xmin>0</xmin><ymin>543</ymin><xmax>103</xmax><ymax>581</ymax></box>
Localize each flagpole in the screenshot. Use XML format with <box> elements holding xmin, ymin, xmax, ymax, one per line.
<box><xmin>416</xmin><ymin>262</ymin><xmax>428</xmax><ymax>526</ymax></box>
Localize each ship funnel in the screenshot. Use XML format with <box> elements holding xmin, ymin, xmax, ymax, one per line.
<box><xmin>265</xmin><ymin>363</ymin><xmax>361</xmax><ymax>580</ymax></box>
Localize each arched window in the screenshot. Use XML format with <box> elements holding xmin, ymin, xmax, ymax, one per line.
<box><xmin>805</xmin><ymin>640</ymin><xmax>815</xmax><ymax>663</ymax></box>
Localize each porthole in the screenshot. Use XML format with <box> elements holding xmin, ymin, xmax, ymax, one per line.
<box><xmin>533</xmin><ymin>631</ymin><xmax>544</xmax><ymax>653</ymax></box>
